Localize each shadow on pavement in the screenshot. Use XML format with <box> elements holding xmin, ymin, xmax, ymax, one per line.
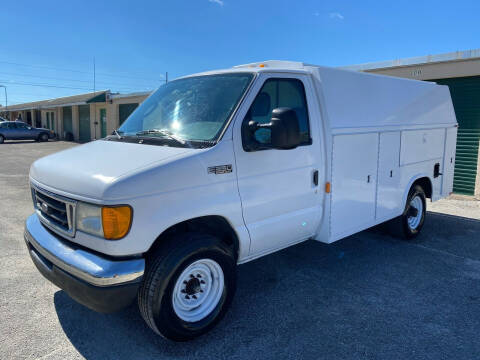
<box><xmin>54</xmin><ymin>211</ymin><xmax>480</xmax><ymax>360</ymax></box>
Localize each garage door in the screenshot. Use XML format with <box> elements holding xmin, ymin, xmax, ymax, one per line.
<box><xmin>434</xmin><ymin>76</ymin><xmax>480</xmax><ymax>195</ymax></box>
<box><xmin>119</xmin><ymin>103</ymin><xmax>138</xmax><ymax>126</ymax></box>
<box><xmin>63</xmin><ymin>106</ymin><xmax>73</xmax><ymax>136</ymax></box>
<box><xmin>78</xmin><ymin>105</ymin><xmax>91</xmax><ymax>143</ymax></box>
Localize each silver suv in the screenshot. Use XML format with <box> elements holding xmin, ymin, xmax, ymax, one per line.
<box><xmin>0</xmin><ymin>121</ymin><xmax>55</xmax><ymax>143</ymax></box>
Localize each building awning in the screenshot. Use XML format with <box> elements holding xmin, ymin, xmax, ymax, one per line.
<box><xmin>86</xmin><ymin>92</ymin><xmax>107</xmax><ymax>103</ymax></box>
<box><xmin>4</xmin><ymin>90</ymin><xmax>110</xmax><ymax>111</ymax></box>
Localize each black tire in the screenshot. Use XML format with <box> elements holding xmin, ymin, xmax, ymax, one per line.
<box><xmin>39</xmin><ymin>133</ymin><xmax>49</xmax><ymax>142</ymax></box>
<box><xmin>388</xmin><ymin>184</ymin><xmax>426</xmax><ymax>239</ymax></box>
<box><xmin>0</xmin><ymin>134</ymin><xmax>4</xmax><ymax>144</ymax></box>
<box><xmin>138</xmin><ymin>233</ymin><xmax>236</xmax><ymax>341</ymax></box>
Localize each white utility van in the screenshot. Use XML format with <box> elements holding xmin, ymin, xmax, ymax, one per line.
<box><xmin>24</xmin><ymin>61</ymin><xmax>457</xmax><ymax>341</ymax></box>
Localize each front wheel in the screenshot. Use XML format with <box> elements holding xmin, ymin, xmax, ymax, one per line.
<box><xmin>0</xmin><ymin>135</ymin><xmax>4</xmax><ymax>144</ymax></box>
<box><xmin>138</xmin><ymin>233</ymin><xmax>236</xmax><ymax>341</ymax></box>
<box><xmin>39</xmin><ymin>133</ymin><xmax>49</xmax><ymax>142</ymax></box>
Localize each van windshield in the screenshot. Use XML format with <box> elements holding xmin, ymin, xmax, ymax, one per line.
<box><xmin>117</xmin><ymin>73</ymin><xmax>253</xmax><ymax>145</ymax></box>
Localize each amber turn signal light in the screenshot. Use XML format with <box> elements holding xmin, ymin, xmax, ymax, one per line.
<box><xmin>102</xmin><ymin>206</ymin><xmax>132</xmax><ymax>240</ymax></box>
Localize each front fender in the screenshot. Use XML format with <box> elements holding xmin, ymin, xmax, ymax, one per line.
<box><xmin>87</xmin><ymin>139</ymin><xmax>251</xmax><ymax>259</ymax></box>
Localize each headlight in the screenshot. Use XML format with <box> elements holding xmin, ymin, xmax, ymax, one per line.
<box><xmin>76</xmin><ymin>202</ymin><xmax>132</xmax><ymax>240</ymax></box>
<box><xmin>76</xmin><ymin>202</ymin><xmax>103</xmax><ymax>237</ymax></box>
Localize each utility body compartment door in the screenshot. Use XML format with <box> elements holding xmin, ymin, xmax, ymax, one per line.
<box><xmin>330</xmin><ymin>133</ymin><xmax>378</xmax><ymax>240</ymax></box>
<box><xmin>376</xmin><ymin>132</ymin><xmax>402</xmax><ymax>221</ymax></box>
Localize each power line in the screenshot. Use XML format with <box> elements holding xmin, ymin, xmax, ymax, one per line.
<box><xmin>0</xmin><ymin>71</ymin><xmax>161</xmax><ymax>87</ymax></box>
<box><xmin>0</xmin><ymin>60</ymin><xmax>164</xmax><ymax>81</ymax></box>
<box><xmin>0</xmin><ymin>80</ymin><xmax>91</xmax><ymax>90</ymax></box>
<box><xmin>1</xmin><ymin>80</ymin><xmax>155</xmax><ymax>92</ymax></box>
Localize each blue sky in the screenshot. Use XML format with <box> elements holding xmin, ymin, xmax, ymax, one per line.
<box><xmin>2</xmin><ymin>0</ymin><xmax>479</xmax><ymax>106</ymax></box>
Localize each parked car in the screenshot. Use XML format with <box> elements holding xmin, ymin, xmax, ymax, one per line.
<box><xmin>0</xmin><ymin>121</ymin><xmax>55</xmax><ymax>143</ymax></box>
<box><xmin>24</xmin><ymin>61</ymin><xmax>457</xmax><ymax>341</ymax></box>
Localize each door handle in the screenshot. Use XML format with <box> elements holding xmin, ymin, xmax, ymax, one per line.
<box><xmin>313</xmin><ymin>170</ymin><xmax>319</xmax><ymax>186</ymax></box>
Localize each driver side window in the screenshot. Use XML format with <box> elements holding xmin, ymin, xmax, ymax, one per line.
<box><xmin>245</xmin><ymin>78</ymin><xmax>311</xmax><ymax>145</ymax></box>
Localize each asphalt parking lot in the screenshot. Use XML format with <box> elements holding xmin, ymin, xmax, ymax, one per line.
<box><xmin>1</xmin><ymin>140</ymin><xmax>480</xmax><ymax>360</ymax></box>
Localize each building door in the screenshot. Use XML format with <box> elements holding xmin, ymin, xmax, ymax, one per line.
<box><xmin>34</xmin><ymin>110</ymin><xmax>41</xmax><ymax>128</ymax></box>
<box><xmin>119</xmin><ymin>103</ymin><xmax>138</xmax><ymax>126</ymax></box>
<box><xmin>78</xmin><ymin>105</ymin><xmax>91</xmax><ymax>143</ymax></box>
<box><xmin>26</xmin><ymin>111</ymin><xmax>32</xmax><ymax>125</ymax></box>
<box><xmin>46</xmin><ymin>112</ymin><xmax>50</xmax><ymax>129</ymax></box>
<box><xmin>63</xmin><ymin>107</ymin><xmax>73</xmax><ymax>137</ymax></box>
<box><xmin>433</xmin><ymin>76</ymin><xmax>480</xmax><ymax>195</ymax></box>
<box><xmin>50</xmin><ymin>112</ymin><xmax>55</xmax><ymax>132</ymax></box>
<box><xmin>100</xmin><ymin>108</ymin><xmax>107</xmax><ymax>138</ymax></box>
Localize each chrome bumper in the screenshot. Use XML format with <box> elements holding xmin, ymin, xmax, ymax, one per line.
<box><xmin>24</xmin><ymin>214</ymin><xmax>144</xmax><ymax>287</ymax></box>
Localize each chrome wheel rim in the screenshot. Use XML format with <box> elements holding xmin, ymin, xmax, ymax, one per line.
<box><xmin>172</xmin><ymin>258</ymin><xmax>224</xmax><ymax>323</ymax></box>
<box><xmin>407</xmin><ymin>195</ymin><xmax>423</xmax><ymax>230</ymax></box>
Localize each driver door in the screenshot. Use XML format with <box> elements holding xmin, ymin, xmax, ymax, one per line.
<box><xmin>233</xmin><ymin>73</ymin><xmax>322</xmax><ymax>256</ymax></box>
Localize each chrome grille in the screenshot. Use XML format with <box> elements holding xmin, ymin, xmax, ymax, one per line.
<box><xmin>31</xmin><ymin>185</ymin><xmax>76</xmax><ymax>237</ymax></box>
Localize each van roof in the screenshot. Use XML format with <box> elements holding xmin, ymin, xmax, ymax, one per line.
<box><xmin>182</xmin><ymin>61</ymin><xmax>312</xmax><ymax>79</ymax></box>
<box><xmin>233</xmin><ymin>60</ymin><xmax>307</xmax><ymax>70</ymax></box>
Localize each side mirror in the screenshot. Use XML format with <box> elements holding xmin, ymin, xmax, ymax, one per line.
<box><xmin>269</xmin><ymin>108</ymin><xmax>301</xmax><ymax>149</ymax></box>
<box><xmin>244</xmin><ymin>108</ymin><xmax>301</xmax><ymax>150</ymax></box>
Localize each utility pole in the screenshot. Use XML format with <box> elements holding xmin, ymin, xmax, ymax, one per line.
<box><xmin>93</xmin><ymin>57</ymin><xmax>96</xmax><ymax>94</ymax></box>
<box><xmin>93</xmin><ymin>57</ymin><xmax>97</xmax><ymax>139</ymax></box>
<box><xmin>165</xmin><ymin>72</ymin><xmax>168</xmax><ymax>84</ymax></box>
<box><xmin>0</xmin><ymin>85</ymin><xmax>7</xmax><ymax>119</ymax></box>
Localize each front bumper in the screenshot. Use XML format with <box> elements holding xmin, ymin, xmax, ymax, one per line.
<box><xmin>24</xmin><ymin>214</ymin><xmax>145</xmax><ymax>313</ymax></box>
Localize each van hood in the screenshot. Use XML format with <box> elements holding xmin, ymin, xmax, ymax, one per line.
<box><xmin>30</xmin><ymin>140</ymin><xmax>198</xmax><ymax>200</ymax></box>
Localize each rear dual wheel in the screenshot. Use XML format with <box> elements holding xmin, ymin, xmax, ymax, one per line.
<box><xmin>388</xmin><ymin>184</ymin><xmax>426</xmax><ymax>239</ymax></box>
<box><xmin>138</xmin><ymin>233</ymin><xmax>236</xmax><ymax>341</ymax></box>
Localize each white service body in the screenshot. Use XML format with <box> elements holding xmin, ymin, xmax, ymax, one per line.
<box><xmin>29</xmin><ymin>61</ymin><xmax>458</xmax><ymax>263</ymax></box>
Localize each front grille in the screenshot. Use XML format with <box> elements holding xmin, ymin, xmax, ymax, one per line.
<box><xmin>32</xmin><ymin>185</ymin><xmax>76</xmax><ymax>237</ymax></box>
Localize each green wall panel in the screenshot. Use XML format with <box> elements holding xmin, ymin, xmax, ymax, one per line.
<box><xmin>433</xmin><ymin>76</ymin><xmax>480</xmax><ymax>195</ymax></box>
<box><xmin>119</xmin><ymin>103</ymin><xmax>138</xmax><ymax>126</ymax></box>
<box><xmin>78</xmin><ymin>105</ymin><xmax>91</xmax><ymax>143</ymax></box>
<box><xmin>63</xmin><ymin>106</ymin><xmax>73</xmax><ymax>135</ymax></box>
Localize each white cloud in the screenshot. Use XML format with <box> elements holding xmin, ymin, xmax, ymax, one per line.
<box><xmin>209</xmin><ymin>0</ymin><xmax>224</xmax><ymax>5</ymax></box>
<box><xmin>329</xmin><ymin>12</ymin><xmax>344</xmax><ymax>20</ymax></box>
<box><xmin>313</xmin><ymin>12</ymin><xmax>320</xmax><ymax>17</ymax></box>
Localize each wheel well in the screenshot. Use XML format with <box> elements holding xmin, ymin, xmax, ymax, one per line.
<box><xmin>412</xmin><ymin>177</ymin><xmax>432</xmax><ymax>199</ymax></box>
<box><xmin>147</xmin><ymin>216</ymin><xmax>239</xmax><ymax>260</ymax></box>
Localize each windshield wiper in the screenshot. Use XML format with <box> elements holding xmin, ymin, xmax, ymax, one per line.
<box><xmin>135</xmin><ymin>129</ymin><xmax>186</xmax><ymax>145</ymax></box>
<box><xmin>113</xmin><ymin>129</ymin><xmax>123</xmax><ymax>139</ymax></box>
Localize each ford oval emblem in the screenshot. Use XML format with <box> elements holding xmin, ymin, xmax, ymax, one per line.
<box><xmin>41</xmin><ymin>203</ymin><xmax>49</xmax><ymax>213</ymax></box>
